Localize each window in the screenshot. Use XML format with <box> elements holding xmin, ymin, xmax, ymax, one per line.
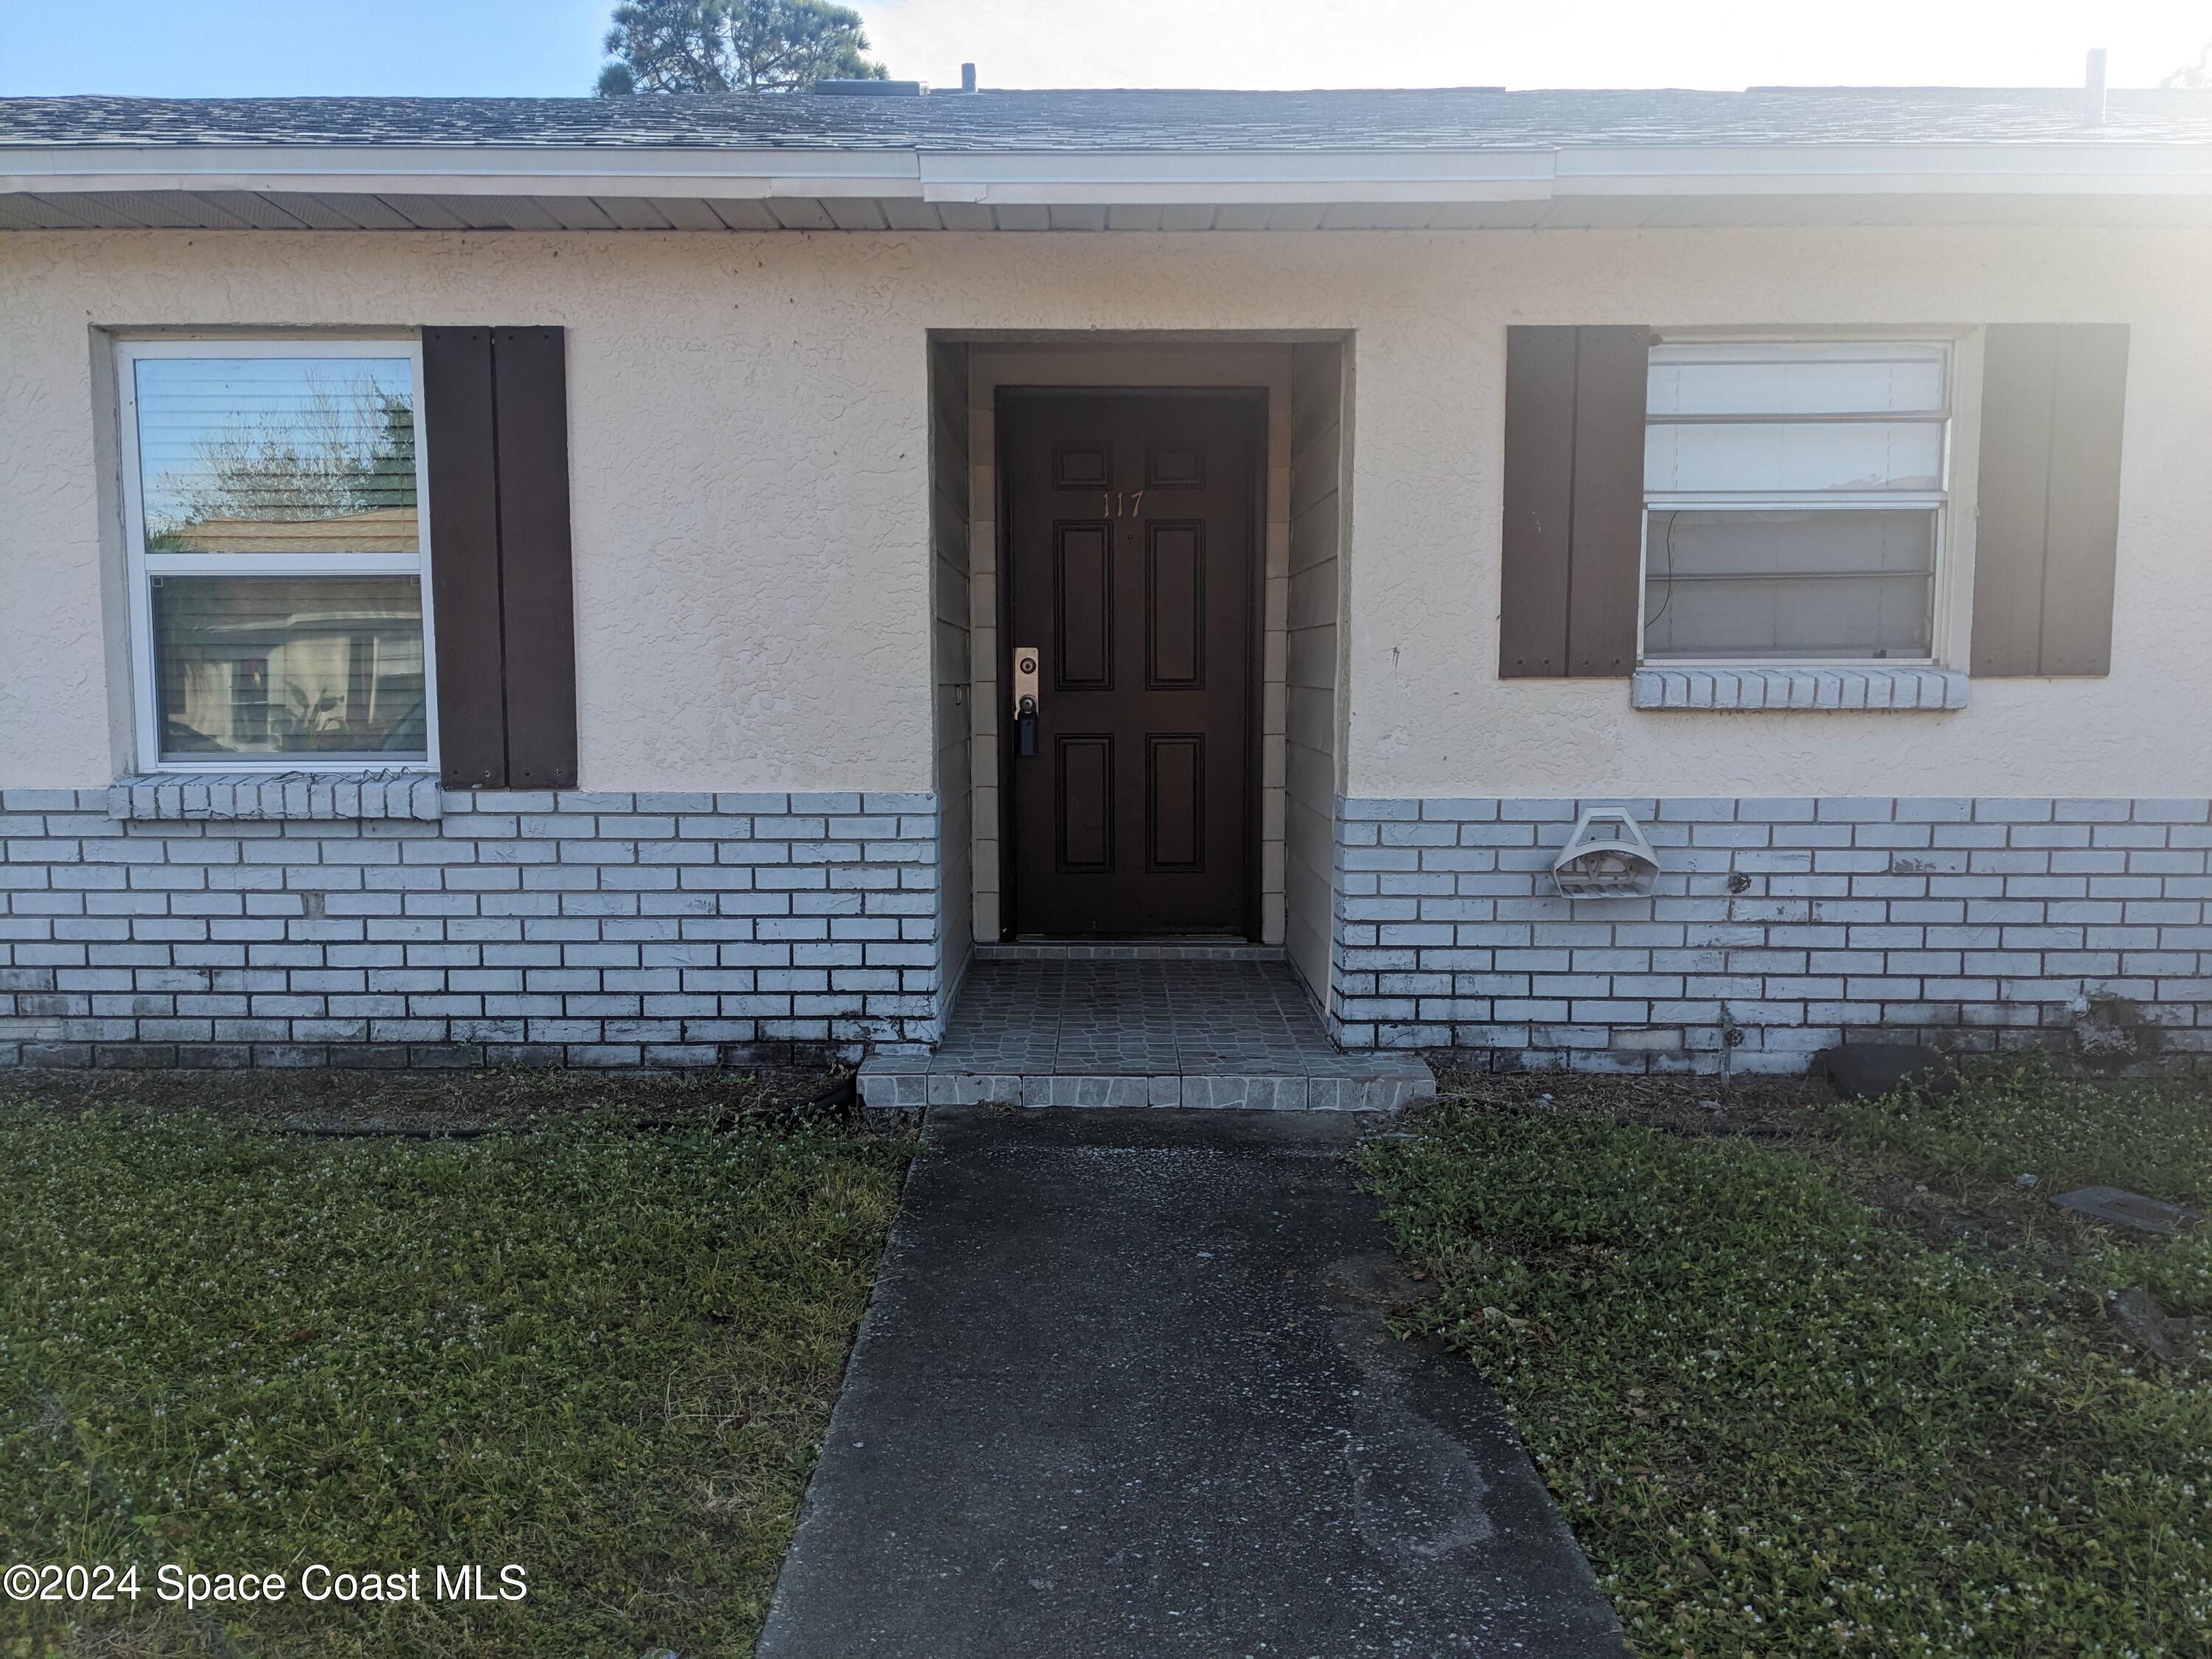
<box><xmin>1641</xmin><ymin>340</ymin><xmax>1952</xmax><ymax>664</ymax></box>
<box><xmin>118</xmin><ymin>340</ymin><xmax>437</xmax><ymax>769</ymax></box>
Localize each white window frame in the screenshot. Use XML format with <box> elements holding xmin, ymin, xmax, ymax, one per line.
<box><xmin>1637</xmin><ymin>333</ymin><xmax>1960</xmax><ymax>671</ymax></box>
<box><xmin>115</xmin><ymin>336</ymin><xmax>440</xmax><ymax>774</ymax></box>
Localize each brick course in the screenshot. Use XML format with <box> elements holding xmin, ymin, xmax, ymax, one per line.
<box><xmin>1331</xmin><ymin>796</ymin><xmax>2212</xmax><ymax>1072</ymax></box>
<box><xmin>0</xmin><ymin>787</ymin><xmax>942</xmax><ymax>1069</ymax></box>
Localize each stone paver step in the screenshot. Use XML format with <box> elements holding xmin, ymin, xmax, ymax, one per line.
<box><xmin>859</xmin><ymin>958</ymin><xmax>1436</xmax><ymax>1112</ymax></box>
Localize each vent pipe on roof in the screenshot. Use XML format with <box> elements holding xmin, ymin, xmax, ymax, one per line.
<box><xmin>2084</xmin><ymin>46</ymin><xmax>2108</xmax><ymax>125</ymax></box>
<box><xmin>961</xmin><ymin>62</ymin><xmax>977</xmax><ymax>93</ymax></box>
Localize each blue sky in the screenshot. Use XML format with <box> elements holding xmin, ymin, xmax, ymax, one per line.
<box><xmin>1</xmin><ymin>0</ymin><xmax>612</xmax><ymax>96</ymax></box>
<box><xmin>4</xmin><ymin>0</ymin><xmax>2208</xmax><ymax>96</ymax></box>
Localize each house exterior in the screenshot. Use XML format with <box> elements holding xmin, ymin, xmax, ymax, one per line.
<box><xmin>2</xmin><ymin>84</ymin><xmax>2210</xmax><ymax>1079</ymax></box>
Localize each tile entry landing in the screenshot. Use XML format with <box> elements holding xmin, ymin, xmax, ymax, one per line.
<box><xmin>858</xmin><ymin>956</ymin><xmax>1436</xmax><ymax>1110</ymax></box>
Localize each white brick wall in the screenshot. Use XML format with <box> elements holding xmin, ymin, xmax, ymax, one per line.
<box><xmin>1332</xmin><ymin>796</ymin><xmax>2212</xmax><ymax>1073</ymax></box>
<box><xmin>12</xmin><ymin>782</ymin><xmax>2203</xmax><ymax>1076</ymax></box>
<box><xmin>0</xmin><ymin>787</ymin><xmax>941</xmax><ymax>1069</ymax></box>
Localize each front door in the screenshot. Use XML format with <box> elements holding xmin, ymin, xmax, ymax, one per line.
<box><xmin>1001</xmin><ymin>390</ymin><xmax>1259</xmax><ymax>937</ymax></box>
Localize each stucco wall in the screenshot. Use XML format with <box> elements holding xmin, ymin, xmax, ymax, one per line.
<box><xmin>1285</xmin><ymin>340</ymin><xmax>1348</xmax><ymax>1004</ymax></box>
<box><xmin>4</xmin><ymin>226</ymin><xmax>2211</xmax><ymax>801</ymax></box>
<box><xmin>927</xmin><ymin>338</ymin><xmax>973</xmax><ymax>1023</ymax></box>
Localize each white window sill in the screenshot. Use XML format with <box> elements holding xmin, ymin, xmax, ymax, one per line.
<box><xmin>1630</xmin><ymin>666</ymin><xmax>1969</xmax><ymax>712</ymax></box>
<box><xmin>108</xmin><ymin>770</ymin><xmax>443</xmax><ymax>822</ymax></box>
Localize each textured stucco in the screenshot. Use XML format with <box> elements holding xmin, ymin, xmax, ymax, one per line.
<box><xmin>4</xmin><ymin>226</ymin><xmax>2212</xmax><ymax>801</ymax></box>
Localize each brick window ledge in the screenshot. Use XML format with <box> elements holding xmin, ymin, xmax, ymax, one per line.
<box><xmin>108</xmin><ymin>771</ymin><xmax>443</xmax><ymax>822</ymax></box>
<box><xmin>1631</xmin><ymin>666</ymin><xmax>1969</xmax><ymax>712</ymax></box>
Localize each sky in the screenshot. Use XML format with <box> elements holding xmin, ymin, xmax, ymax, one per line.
<box><xmin>3</xmin><ymin>0</ymin><xmax>2211</xmax><ymax>98</ymax></box>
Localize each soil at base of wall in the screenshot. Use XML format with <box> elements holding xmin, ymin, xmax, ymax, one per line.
<box><xmin>1419</xmin><ymin>1060</ymin><xmax>1840</xmax><ymax>1146</ymax></box>
<box><xmin>0</xmin><ymin>1063</ymin><xmax>849</xmax><ymax>1134</ymax></box>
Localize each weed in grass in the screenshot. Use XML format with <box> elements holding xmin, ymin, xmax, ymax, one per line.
<box><xmin>0</xmin><ymin>1106</ymin><xmax>908</xmax><ymax>1658</ymax></box>
<box><xmin>1362</xmin><ymin>1102</ymin><xmax>2212</xmax><ymax>1656</ymax></box>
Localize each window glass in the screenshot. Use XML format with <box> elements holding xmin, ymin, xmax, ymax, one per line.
<box><xmin>1643</xmin><ymin>509</ymin><xmax>1935</xmax><ymax>660</ymax></box>
<box><xmin>123</xmin><ymin>345</ymin><xmax>433</xmax><ymax>768</ymax></box>
<box><xmin>1643</xmin><ymin>341</ymin><xmax>1950</xmax><ymax>664</ymax></box>
<box><xmin>1644</xmin><ymin>421</ymin><xmax>1944</xmax><ymax>494</ymax></box>
<box><xmin>133</xmin><ymin>357</ymin><xmax>419</xmax><ymax>554</ymax></box>
<box><xmin>1646</xmin><ymin>343</ymin><xmax>1947</xmax><ymax>416</ymax></box>
<box><xmin>150</xmin><ymin>576</ymin><xmax>427</xmax><ymax>759</ymax></box>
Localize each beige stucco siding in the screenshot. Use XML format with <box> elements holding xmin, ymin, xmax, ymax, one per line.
<box><xmin>4</xmin><ymin>226</ymin><xmax>2210</xmax><ymax>797</ymax></box>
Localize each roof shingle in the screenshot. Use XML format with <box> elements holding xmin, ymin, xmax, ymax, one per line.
<box><xmin>5</xmin><ymin>86</ymin><xmax>2212</xmax><ymax>153</ymax></box>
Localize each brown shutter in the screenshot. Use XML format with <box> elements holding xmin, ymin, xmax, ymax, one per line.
<box><xmin>422</xmin><ymin>327</ymin><xmax>507</xmax><ymax>787</ymax></box>
<box><xmin>490</xmin><ymin>327</ymin><xmax>579</xmax><ymax>788</ymax></box>
<box><xmin>1499</xmin><ymin>328</ymin><xmax>1575</xmax><ymax>675</ymax></box>
<box><xmin>1499</xmin><ymin>324</ymin><xmax>1648</xmax><ymax>677</ymax></box>
<box><xmin>422</xmin><ymin>325</ymin><xmax>579</xmax><ymax>788</ymax></box>
<box><xmin>1971</xmin><ymin>323</ymin><xmax>2129</xmax><ymax>677</ymax></box>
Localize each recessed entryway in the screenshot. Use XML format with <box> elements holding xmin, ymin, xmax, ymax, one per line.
<box><xmin>999</xmin><ymin>388</ymin><xmax>1262</xmax><ymax>937</ymax></box>
<box><xmin>925</xmin><ymin>333</ymin><xmax>1351</xmax><ymax>1036</ymax></box>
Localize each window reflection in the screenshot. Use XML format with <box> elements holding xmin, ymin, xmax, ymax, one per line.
<box><xmin>135</xmin><ymin>357</ymin><xmax>419</xmax><ymax>554</ymax></box>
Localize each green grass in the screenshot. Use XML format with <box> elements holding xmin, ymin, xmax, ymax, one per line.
<box><xmin>0</xmin><ymin>1106</ymin><xmax>908</xmax><ymax>1658</ymax></box>
<box><xmin>1835</xmin><ymin>1065</ymin><xmax>2212</xmax><ymax>1322</ymax></box>
<box><xmin>1362</xmin><ymin>1069</ymin><xmax>2212</xmax><ymax>1657</ymax></box>
<box><xmin>1834</xmin><ymin>1064</ymin><xmax>2212</xmax><ymax>1214</ymax></box>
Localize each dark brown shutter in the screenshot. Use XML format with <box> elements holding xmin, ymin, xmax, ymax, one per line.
<box><xmin>422</xmin><ymin>325</ymin><xmax>578</xmax><ymax>788</ymax></box>
<box><xmin>422</xmin><ymin>327</ymin><xmax>507</xmax><ymax>787</ymax></box>
<box><xmin>1499</xmin><ymin>327</ymin><xmax>1576</xmax><ymax>675</ymax></box>
<box><xmin>1499</xmin><ymin>324</ymin><xmax>1648</xmax><ymax>677</ymax></box>
<box><xmin>490</xmin><ymin>328</ymin><xmax>579</xmax><ymax>788</ymax></box>
<box><xmin>1971</xmin><ymin>323</ymin><xmax>2129</xmax><ymax>677</ymax></box>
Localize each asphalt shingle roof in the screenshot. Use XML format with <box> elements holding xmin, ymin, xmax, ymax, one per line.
<box><xmin>4</xmin><ymin>86</ymin><xmax>2212</xmax><ymax>152</ymax></box>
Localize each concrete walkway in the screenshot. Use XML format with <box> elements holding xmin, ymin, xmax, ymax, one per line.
<box><xmin>757</xmin><ymin>1107</ymin><xmax>1625</xmax><ymax>1658</ymax></box>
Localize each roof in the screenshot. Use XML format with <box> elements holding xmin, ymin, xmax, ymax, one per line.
<box><xmin>7</xmin><ymin>86</ymin><xmax>2212</xmax><ymax>236</ymax></box>
<box><xmin>6</xmin><ymin>86</ymin><xmax>2212</xmax><ymax>153</ymax></box>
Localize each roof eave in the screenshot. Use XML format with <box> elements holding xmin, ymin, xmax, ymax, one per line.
<box><xmin>7</xmin><ymin>139</ymin><xmax>2212</xmax><ymax>208</ymax></box>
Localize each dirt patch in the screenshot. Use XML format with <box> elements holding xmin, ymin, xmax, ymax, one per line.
<box><xmin>1418</xmin><ymin>1060</ymin><xmax>1836</xmax><ymax>1144</ymax></box>
<box><xmin>0</xmin><ymin>1063</ymin><xmax>849</xmax><ymax>1134</ymax></box>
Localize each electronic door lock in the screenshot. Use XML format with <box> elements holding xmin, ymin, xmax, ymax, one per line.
<box><xmin>1014</xmin><ymin>647</ymin><xmax>1040</xmax><ymax>759</ymax></box>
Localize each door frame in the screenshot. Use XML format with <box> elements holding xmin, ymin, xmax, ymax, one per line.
<box><xmin>995</xmin><ymin>384</ymin><xmax>1268</xmax><ymax>940</ymax></box>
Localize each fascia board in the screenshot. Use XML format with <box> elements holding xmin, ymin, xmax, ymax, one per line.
<box><xmin>917</xmin><ymin>148</ymin><xmax>1559</xmax><ymax>204</ymax></box>
<box><xmin>1556</xmin><ymin>142</ymin><xmax>2212</xmax><ymax>196</ymax></box>
<box><xmin>0</xmin><ymin>144</ymin><xmax>925</xmax><ymax>199</ymax></box>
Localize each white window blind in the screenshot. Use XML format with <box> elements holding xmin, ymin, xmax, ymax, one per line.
<box><xmin>1641</xmin><ymin>341</ymin><xmax>1950</xmax><ymax>664</ymax></box>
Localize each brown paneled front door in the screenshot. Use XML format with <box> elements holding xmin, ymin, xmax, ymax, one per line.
<box><xmin>1001</xmin><ymin>389</ymin><xmax>1259</xmax><ymax>938</ymax></box>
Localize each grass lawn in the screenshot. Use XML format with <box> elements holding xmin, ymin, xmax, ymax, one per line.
<box><xmin>1362</xmin><ymin>1063</ymin><xmax>2212</xmax><ymax>1657</ymax></box>
<box><xmin>0</xmin><ymin>1102</ymin><xmax>908</xmax><ymax>1658</ymax></box>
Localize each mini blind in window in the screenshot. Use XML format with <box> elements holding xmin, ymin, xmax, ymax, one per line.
<box><xmin>1641</xmin><ymin>341</ymin><xmax>1950</xmax><ymax>664</ymax></box>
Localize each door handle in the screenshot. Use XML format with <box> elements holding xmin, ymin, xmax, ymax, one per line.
<box><xmin>1013</xmin><ymin>646</ymin><xmax>1040</xmax><ymax>758</ymax></box>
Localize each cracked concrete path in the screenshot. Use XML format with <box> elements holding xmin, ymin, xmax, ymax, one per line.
<box><xmin>757</xmin><ymin>1107</ymin><xmax>1625</xmax><ymax>1658</ymax></box>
